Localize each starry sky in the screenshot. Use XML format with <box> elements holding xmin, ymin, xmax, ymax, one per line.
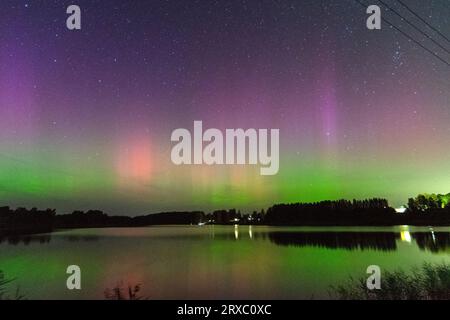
<box><xmin>0</xmin><ymin>0</ymin><xmax>449</xmax><ymax>215</ymax></box>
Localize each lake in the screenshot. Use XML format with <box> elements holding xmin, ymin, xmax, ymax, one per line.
<box><xmin>1</xmin><ymin>225</ymin><xmax>450</xmax><ymax>299</ymax></box>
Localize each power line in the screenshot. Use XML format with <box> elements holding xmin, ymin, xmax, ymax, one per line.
<box><xmin>354</xmin><ymin>0</ymin><xmax>450</xmax><ymax>67</ymax></box>
<box><xmin>396</xmin><ymin>0</ymin><xmax>450</xmax><ymax>44</ymax></box>
<box><xmin>377</xmin><ymin>0</ymin><xmax>450</xmax><ymax>55</ymax></box>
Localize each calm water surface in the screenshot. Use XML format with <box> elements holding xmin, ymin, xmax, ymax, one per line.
<box><xmin>1</xmin><ymin>225</ymin><xmax>450</xmax><ymax>299</ymax></box>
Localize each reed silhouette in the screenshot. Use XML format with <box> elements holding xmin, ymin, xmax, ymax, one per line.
<box><xmin>332</xmin><ymin>263</ymin><xmax>450</xmax><ymax>300</ymax></box>
<box><xmin>104</xmin><ymin>282</ymin><xmax>147</xmax><ymax>300</ymax></box>
<box><xmin>0</xmin><ymin>271</ymin><xmax>25</xmax><ymax>300</ymax></box>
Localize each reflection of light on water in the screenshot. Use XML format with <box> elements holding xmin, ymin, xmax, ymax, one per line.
<box><xmin>400</xmin><ymin>231</ymin><xmax>412</xmax><ymax>243</ymax></box>
<box><xmin>430</xmin><ymin>227</ymin><xmax>436</xmax><ymax>242</ymax></box>
<box><xmin>400</xmin><ymin>225</ymin><xmax>412</xmax><ymax>243</ymax></box>
<box><xmin>234</xmin><ymin>224</ymin><xmax>239</xmax><ymax>240</ymax></box>
<box><xmin>209</xmin><ymin>224</ymin><xmax>215</xmax><ymax>239</ymax></box>
<box><xmin>248</xmin><ymin>225</ymin><xmax>253</xmax><ymax>239</ymax></box>
<box><xmin>400</xmin><ymin>230</ymin><xmax>411</xmax><ymax>242</ymax></box>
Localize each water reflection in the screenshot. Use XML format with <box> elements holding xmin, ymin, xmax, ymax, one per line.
<box><xmin>267</xmin><ymin>231</ymin><xmax>450</xmax><ymax>252</ymax></box>
<box><xmin>0</xmin><ymin>234</ymin><xmax>52</xmax><ymax>245</ymax></box>
<box><xmin>400</xmin><ymin>231</ymin><xmax>412</xmax><ymax>243</ymax></box>
<box><xmin>415</xmin><ymin>232</ymin><xmax>450</xmax><ymax>253</ymax></box>
<box><xmin>400</xmin><ymin>225</ymin><xmax>412</xmax><ymax>243</ymax></box>
<box><xmin>0</xmin><ymin>234</ymin><xmax>99</xmax><ymax>245</ymax></box>
<box><xmin>62</xmin><ymin>235</ymin><xmax>100</xmax><ymax>242</ymax></box>
<box><xmin>2</xmin><ymin>227</ymin><xmax>450</xmax><ymax>253</ymax></box>
<box><xmin>267</xmin><ymin>232</ymin><xmax>398</xmax><ymax>251</ymax></box>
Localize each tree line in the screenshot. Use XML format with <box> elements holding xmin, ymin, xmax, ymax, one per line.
<box><xmin>1</xmin><ymin>193</ymin><xmax>450</xmax><ymax>235</ymax></box>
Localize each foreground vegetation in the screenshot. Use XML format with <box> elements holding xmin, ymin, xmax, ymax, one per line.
<box><xmin>0</xmin><ymin>271</ymin><xmax>25</xmax><ymax>300</ymax></box>
<box><xmin>332</xmin><ymin>263</ymin><xmax>450</xmax><ymax>300</ymax></box>
<box><xmin>104</xmin><ymin>283</ymin><xmax>147</xmax><ymax>300</ymax></box>
<box><xmin>3</xmin><ymin>264</ymin><xmax>450</xmax><ymax>300</ymax></box>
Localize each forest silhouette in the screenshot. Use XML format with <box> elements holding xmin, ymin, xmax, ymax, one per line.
<box><xmin>1</xmin><ymin>193</ymin><xmax>450</xmax><ymax>236</ymax></box>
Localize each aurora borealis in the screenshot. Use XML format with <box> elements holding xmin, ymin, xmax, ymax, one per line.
<box><xmin>0</xmin><ymin>0</ymin><xmax>449</xmax><ymax>215</ymax></box>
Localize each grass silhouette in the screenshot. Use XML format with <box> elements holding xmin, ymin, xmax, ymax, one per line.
<box><xmin>332</xmin><ymin>263</ymin><xmax>450</xmax><ymax>300</ymax></box>
<box><xmin>0</xmin><ymin>271</ymin><xmax>25</xmax><ymax>300</ymax></box>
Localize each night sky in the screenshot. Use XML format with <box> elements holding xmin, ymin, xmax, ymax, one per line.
<box><xmin>0</xmin><ymin>0</ymin><xmax>449</xmax><ymax>215</ymax></box>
